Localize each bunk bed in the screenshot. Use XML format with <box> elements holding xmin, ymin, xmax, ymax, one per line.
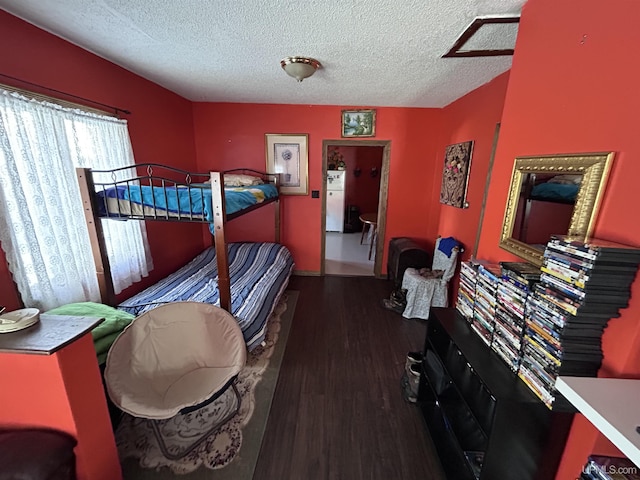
<box><xmin>75</xmin><ymin>164</ymin><xmax>293</xmax><ymax>350</ymax></box>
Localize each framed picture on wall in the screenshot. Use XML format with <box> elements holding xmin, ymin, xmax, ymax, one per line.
<box><xmin>341</xmin><ymin>109</ymin><xmax>376</xmax><ymax>137</ymax></box>
<box><xmin>265</xmin><ymin>134</ymin><xmax>309</xmax><ymax>195</ymax></box>
<box><xmin>439</xmin><ymin>140</ymin><xmax>474</xmax><ymax>208</ymax></box>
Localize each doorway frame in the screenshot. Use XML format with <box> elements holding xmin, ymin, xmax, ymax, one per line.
<box><xmin>320</xmin><ymin>139</ymin><xmax>391</xmax><ymax>277</ymax></box>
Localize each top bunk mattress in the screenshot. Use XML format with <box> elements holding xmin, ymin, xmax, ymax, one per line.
<box><xmin>530</xmin><ymin>183</ymin><xmax>579</xmax><ymax>203</ymax></box>
<box><xmin>118</xmin><ymin>242</ymin><xmax>294</xmax><ymax>350</ymax></box>
<box><xmin>96</xmin><ymin>183</ymin><xmax>279</xmax><ymax>220</ymax></box>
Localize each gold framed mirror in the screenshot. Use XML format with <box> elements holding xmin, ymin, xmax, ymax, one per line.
<box><xmin>499</xmin><ymin>152</ymin><xmax>614</xmax><ymax>265</ymax></box>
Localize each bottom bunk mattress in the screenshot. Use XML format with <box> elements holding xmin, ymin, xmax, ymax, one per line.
<box><xmin>118</xmin><ymin>242</ymin><xmax>294</xmax><ymax>350</ymax></box>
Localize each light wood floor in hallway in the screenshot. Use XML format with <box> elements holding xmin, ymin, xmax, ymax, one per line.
<box><xmin>254</xmin><ymin>275</ymin><xmax>445</xmax><ymax>480</ymax></box>
<box><xmin>325</xmin><ymin>232</ymin><xmax>375</xmax><ymax>276</ymax></box>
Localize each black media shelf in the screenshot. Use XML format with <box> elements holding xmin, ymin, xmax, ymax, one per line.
<box><xmin>418</xmin><ymin>308</ymin><xmax>575</xmax><ymax>480</ymax></box>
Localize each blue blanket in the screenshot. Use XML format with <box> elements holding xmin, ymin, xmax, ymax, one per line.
<box><xmin>224</xmin><ymin>185</ymin><xmax>278</xmax><ymax>215</ymax></box>
<box><xmin>98</xmin><ymin>183</ymin><xmax>278</xmax><ymax>219</ymax></box>
<box><xmin>530</xmin><ymin>183</ymin><xmax>578</xmax><ymax>202</ymax></box>
<box><xmin>437</xmin><ymin>237</ymin><xmax>460</xmax><ymax>257</ymax></box>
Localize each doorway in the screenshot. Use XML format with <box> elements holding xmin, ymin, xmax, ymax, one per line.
<box><xmin>320</xmin><ymin>139</ymin><xmax>391</xmax><ymax>277</ymax></box>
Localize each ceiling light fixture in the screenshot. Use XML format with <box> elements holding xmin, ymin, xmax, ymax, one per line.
<box><xmin>280</xmin><ymin>56</ymin><xmax>322</xmax><ymax>82</ymax></box>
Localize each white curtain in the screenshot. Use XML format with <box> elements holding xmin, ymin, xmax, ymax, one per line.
<box><xmin>0</xmin><ymin>89</ymin><xmax>152</xmax><ymax>310</ymax></box>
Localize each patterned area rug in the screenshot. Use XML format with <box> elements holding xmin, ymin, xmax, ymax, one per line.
<box><xmin>116</xmin><ymin>291</ymin><xmax>296</xmax><ymax>478</ymax></box>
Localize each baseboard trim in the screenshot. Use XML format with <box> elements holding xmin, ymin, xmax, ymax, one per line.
<box><xmin>293</xmin><ymin>270</ymin><xmax>321</xmax><ymax>277</ymax></box>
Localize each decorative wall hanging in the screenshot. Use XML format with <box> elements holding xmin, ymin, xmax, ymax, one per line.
<box><xmin>341</xmin><ymin>109</ymin><xmax>376</xmax><ymax>137</ymax></box>
<box><xmin>265</xmin><ymin>134</ymin><xmax>309</xmax><ymax>195</ymax></box>
<box><xmin>439</xmin><ymin>140</ymin><xmax>474</xmax><ymax>208</ymax></box>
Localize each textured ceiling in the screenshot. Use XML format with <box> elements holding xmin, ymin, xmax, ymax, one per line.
<box><xmin>0</xmin><ymin>0</ymin><xmax>526</xmax><ymax>108</ymax></box>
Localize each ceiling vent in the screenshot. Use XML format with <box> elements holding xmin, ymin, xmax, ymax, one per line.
<box><xmin>443</xmin><ymin>16</ymin><xmax>520</xmax><ymax>58</ymax></box>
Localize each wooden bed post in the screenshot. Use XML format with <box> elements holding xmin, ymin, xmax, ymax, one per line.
<box><xmin>275</xmin><ymin>198</ymin><xmax>281</xmax><ymax>243</ymax></box>
<box><xmin>76</xmin><ymin>168</ymin><xmax>116</xmax><ymax>305</ymax></box>
<box><xmin>210</xmin><ymin>172</ymin><xmax>231</xmax><ymax>312</ymax></box>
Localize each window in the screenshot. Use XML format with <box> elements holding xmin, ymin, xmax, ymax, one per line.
<box><xmin>0</xmin><ymin>89</ymin><xmax>152</xmax><ymax>310</ymax></box>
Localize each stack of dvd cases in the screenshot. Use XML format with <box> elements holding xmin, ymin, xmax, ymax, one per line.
<box><xmin>519</xmin><ymin>235</ymin><xmax>640</xmax><ymax>409</ymax></box>
<box><xmin>456</xmin><ymin>260</ymin><xmax>478</xmax><ymax>322</ymax></box>
<box><xmin>491</xmin><ymin>262</ymin><xmax>540</xmax><ymax>372</ymax></box>
<box><xmin>471</xmin><ymin>263</ymin><xmax>501</xmax><ymax>346</ymax></box>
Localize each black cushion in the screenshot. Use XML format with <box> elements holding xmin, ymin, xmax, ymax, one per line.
<box><xmin>0</xmin><ymin>429</ymin><xmax>77</xmax><ymax>480</ymax></box>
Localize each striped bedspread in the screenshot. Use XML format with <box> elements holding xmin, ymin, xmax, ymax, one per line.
<box><xmin>118</xmin><ymin>242</ymin><xmax>294</xmax><ymax>350</ymax></box>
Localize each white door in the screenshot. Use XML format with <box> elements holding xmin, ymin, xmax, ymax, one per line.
<box><xmin>326</xmin><ymin>190</ymin><xmax>345</xmax><ymax>232</ymax></box>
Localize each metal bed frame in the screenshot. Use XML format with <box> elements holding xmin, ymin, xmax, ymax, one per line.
<box><xmin>76</xmin><ymin>163</ymin><xmax>281</xmax><ymax>312</ymax></box>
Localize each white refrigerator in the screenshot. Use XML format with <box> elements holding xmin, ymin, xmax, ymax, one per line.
<box><xmin>326</xmin><ymin>170</ymin><xmax>346</xmax><ymax>232</ymax></box>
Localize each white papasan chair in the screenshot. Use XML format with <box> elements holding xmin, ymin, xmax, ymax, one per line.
<box><xmin>105</xmin><ymin>301</ymin><xmax>247</xmax><ymax>460</ymax></box>
<box><xmin>401</xmin><ymin>236</ymin><xmax>462</xmax><ymax>320</ymax></box>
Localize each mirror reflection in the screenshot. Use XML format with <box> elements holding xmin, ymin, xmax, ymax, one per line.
<box><xmin>499</xmin><ymin>153</ymin><xmax>614</xmax><ymax>266</ymax></box>
<box><xmin>511</xmin><ymin>173</ymin><xmax>582</xmax><ymax>250</ymax></box>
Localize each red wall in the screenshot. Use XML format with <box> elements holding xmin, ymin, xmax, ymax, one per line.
<box><xmin>0</xmin><ymin>11</ymin><xmax>203</xmax><ymax>307</ymax></box>
<box><xmin>437</xmin><ymin>72</ymin><xmax>510</xmax><ymax>258</ymax></box>
<box><xmin>341</xmin><ymin>146</ymin><xmax>384</xmax><ymax>216</ymax></box>
<box><xmin>474</xmin><ymin>1</ymin><xmax>640</xmax><ymax>477</ymax></box>
<box><xmin>0</xmin><ymin>336</ymin><xmax>121</xmax><ymax>480</ymax></box>
<box><xmin>192</xmin><ymin>103</ymin><xmax>446</xmax><ymax>272</ymax></box>
<box><xmin>430</xmin><ymin>72</ymin><xmax>510</xmax><ymax>303</ymax></box>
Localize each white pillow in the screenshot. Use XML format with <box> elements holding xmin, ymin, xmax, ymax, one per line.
<box><xmin>223</xmin><ymin>174</ymin><xmax>264</xmax><ymax>187</ymax></box>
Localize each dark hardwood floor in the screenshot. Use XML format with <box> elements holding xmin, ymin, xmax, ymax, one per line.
<box><xmin>254</xmin><ymin>276</ymin><xmax>446</xmax><ymax>480</ymax></box>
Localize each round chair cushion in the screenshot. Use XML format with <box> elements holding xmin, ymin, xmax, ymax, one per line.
<box><xmin>105</xmin><ymin>302</ymin><xmax>247</xmax><ymax>420</ymax></box>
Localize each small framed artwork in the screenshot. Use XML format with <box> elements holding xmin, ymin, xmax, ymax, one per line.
<box><xmin>341</xmin><ymin>109</ymin><xmax>376</xmax><ymax>137</ymax></box>
<box><xmin>440</xmin><ymin>140</ymin><xmax>474</xmax><ymax>208</ymax></box>
<box><xmin>265</xmin><ymin>134</ymin><xmax>309</xmax><ymax>195</ymax></box>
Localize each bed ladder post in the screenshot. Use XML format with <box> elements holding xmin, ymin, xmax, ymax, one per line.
<box><xmin>275</xmin><ymin>198</ymin><xmax>281</xmax><ymax>243</ymax></box>
<box><xmin>76</xmin><ymin>168</ymin><xmax>116</xmax><ymax>305</ymax></box>
<box><xmin>210</xmin><ymin>172</ymin><xmax>231</xmax><ymax>312</ymax></box>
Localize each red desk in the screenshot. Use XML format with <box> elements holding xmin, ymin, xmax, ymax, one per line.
<box><xmin>0</xmin><ymin>314</ymin><xmax>122</xmax><ymax>480</ymax></box>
